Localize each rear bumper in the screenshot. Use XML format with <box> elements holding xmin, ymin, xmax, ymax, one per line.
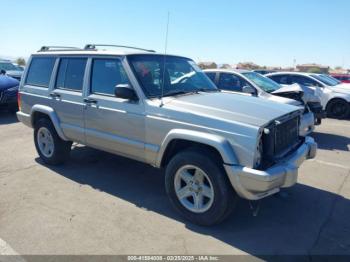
<box><xmin>224</xmin><ymin>136</ymin><xmax>317</xmax><ymax>200</ymax></box>
<box><xmin>16</xmin><ymin>111</ymin><xmax>32</xmax><ymax>128</ymax></box>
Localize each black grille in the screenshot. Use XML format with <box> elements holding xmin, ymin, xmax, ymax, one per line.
<box><xmin>261</xmin><ymin>115</ymin><xmax>300</xmax><ymax>169</ymax></box>
<box><xmin>275</xmin><ymin>117</ymin><xmax>299</xmax><ymax>155</ymax></box>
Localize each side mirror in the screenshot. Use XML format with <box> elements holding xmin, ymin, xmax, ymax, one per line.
<box><xmin>0</xmin><ymin>69</ymin><xmax>6</xmax><ymax>75</ymax></box>
<box><xmin>242</xmin><ymin>85</ymin><xmax>256</xmax><ymax>95</ymax></box>
<box><xmin>114</xmin><ymin>84</ymin><xmax>138</xmax><ymax>101</ymax></box>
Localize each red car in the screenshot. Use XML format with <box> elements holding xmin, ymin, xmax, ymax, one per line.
<box><xmin>331</xmin><ymin>74</ymin><xmax>350</xmax><ymax>83</ymax></box>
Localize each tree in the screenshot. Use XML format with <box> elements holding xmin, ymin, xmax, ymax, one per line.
<box><xmin>198</xmin><ymin>62</ymin><xmax>217</xmax><ymax>69</ymax></box>
<box><xmin>15</xmin><ymin>58</ymin><xmax>26</xmax><ymax>66</ymax></box>
<box><xmin>335</xmin><ymin>66</ymin><xmax>343</xmax><ymax>70</ymax></box>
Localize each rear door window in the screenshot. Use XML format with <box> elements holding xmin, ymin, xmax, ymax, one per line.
<box><xmin>56</xmin><ymin>58</ymin><xmax>87</xmax><ymax>91</ymax></box>
<box><xmin>90</xmin><ymin>58</ymin><xmax>130</xmax><ymax>96</ymax></box>
<box><xmin>25</xmin><ymin>57</ymin><xmax>56</xmax><ymax>87</ymax></box>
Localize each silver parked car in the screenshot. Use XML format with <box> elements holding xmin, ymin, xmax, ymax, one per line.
<box><xmin>17</xmin><ymin>45</ymin><xmax>317</xmax><ymax>225</ymax></box>
<box><xmin>204</xmin><ymin>69</ymin><xmax>319</xmax><ymax>134</ymax></box>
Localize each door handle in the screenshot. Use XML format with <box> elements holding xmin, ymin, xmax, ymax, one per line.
<box><xmin>49</xmin><ymin>92</ymin><xmax>61</xmax><ymax>98</ymax></box>
<box><xmin>83</xmin><ymin>98</ymin><xmax>98</xmax><ymax>104</ymax></box>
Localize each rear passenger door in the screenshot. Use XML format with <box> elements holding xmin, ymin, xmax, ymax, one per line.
<box><xmin>22</xmin><ymin>56</ymin><xmax>56</xmax><ymax>113</ymax></box>
<box><xmin>84</xmin><ymin>57</ymin><xmax>146</xmax><ymax>162</ymax></box>
<box><xmin>50</xmin><ymin>57</ymin><xmax>87</xmax><ymax>143</ymax></box>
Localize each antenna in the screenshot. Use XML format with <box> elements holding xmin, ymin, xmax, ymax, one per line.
<box><xmin>160</xmin><ymin>12</ymin><xmax>170</xmax><ymax>107</ymax></box>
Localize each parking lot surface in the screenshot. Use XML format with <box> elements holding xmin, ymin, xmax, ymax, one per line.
<box><xmin>0</xmin><ymin>110</ymin><xmax>350</xmax><ymax>258</ymax></box>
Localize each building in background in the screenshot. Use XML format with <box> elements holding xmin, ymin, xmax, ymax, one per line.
<box><xmin>296</xmin><ymin>63</ymin><xmax>330</xmax><ymax>74</ymax></box>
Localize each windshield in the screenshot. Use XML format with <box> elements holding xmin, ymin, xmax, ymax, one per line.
<box><xmin>323</xmin><ymin>74</ymin><xmax>341</xmax><ymax>85</ymax></box>
<box><xmin>128</xmin><ymin>55</ymin><xmax>218</xmax><ymax>98</ymax></box>
<box><xmin>242</xmin><ymin>72</ymin><xmax>281</xmax><ymax>93</ymax></box>
<box><xmin>0</xmin><ymin>62</ymin><xmax>20</xmax><ymax>71</ymax></box>
<box><xmin>312</xmin><ymin>74</ymin><xmax>338</xmax><ymax>86</ymax></box>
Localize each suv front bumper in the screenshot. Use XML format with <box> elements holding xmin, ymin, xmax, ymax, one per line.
<box><xmin>224</xmin><ymin>136</ymin><xmax>317</xmax><ymax>200</ymax></box>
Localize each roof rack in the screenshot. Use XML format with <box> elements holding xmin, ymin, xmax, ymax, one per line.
<box><xmin>38</xmin><ymin>46</ymin><xmax>82</xmax><ymax>52</ymax></box>
<box><xmin>84</xmin><ymin>44</ymin><xmax>156</xmax><ymax>53</ymax></box>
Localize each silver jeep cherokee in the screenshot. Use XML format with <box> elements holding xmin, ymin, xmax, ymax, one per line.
<box><xmin>17</xmin><ymin>45</ymin><xmax>317</xmax><ymax>225</ymax></box>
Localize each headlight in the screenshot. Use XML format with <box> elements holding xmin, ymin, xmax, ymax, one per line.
<box><xmin>254</xmin><ymin>130</ymin><xmax>264</xmax><ymax>169</ymax></box>
<box><xmin>6</xmin><ymin>86</ymin><xmax>19</xmax><ymax>92</ymax></box>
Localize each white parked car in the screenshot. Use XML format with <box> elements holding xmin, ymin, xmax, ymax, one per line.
<box><xmin>267</xmin><ymin>72</ymin><xmax>350</xmax><ymax>119</ymax></box>
<box><xmin>204</xmin><ymin>69</ymin><xmax>317</xmax><ymax>136</ymax></box>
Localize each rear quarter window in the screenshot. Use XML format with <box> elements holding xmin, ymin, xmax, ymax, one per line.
<box><xmin>25</xmin><ymin>57</ymin><xmax>56</xmax><ymax>87</ymax></box>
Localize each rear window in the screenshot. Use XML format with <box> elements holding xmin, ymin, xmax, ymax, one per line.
<box><xmin>25</xmin><ymin>57</ymin><xmax>56</xmax><ymax>87</ymax></box>
<box><xmin>56</xmin><ymin>58</ymin><xmax>87</xmax><ymax>91</ymax></box>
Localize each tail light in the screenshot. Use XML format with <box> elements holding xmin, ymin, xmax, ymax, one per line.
<box><xmin>17</xmin><ymin>92</ymin><xmax>21</xmax><ymax>111</ymax></box>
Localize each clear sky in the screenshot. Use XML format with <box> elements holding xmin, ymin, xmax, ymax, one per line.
<box><xmin>1</xmin><ymin>0</ymin><xmax>349</xmax><ymax>68</ymax></box>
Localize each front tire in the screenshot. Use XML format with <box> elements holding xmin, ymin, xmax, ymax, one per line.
<box><xmin>326</xmin><ymin>99</ymin><xmax>350</xmax><ymax>119</ymax></box>
<box><xmin>165</xmin><ymin>148</ymin><xmax>238</xmax><ymax>226</ymax></box>
<box><xmin>34</xmin><ymin>118</ymin><xmax>72</xmax><ymax>165</ymax></box>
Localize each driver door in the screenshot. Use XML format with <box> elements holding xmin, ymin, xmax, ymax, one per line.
<box><xmin>84</xmin><ymin>57</ymin><xmax>146</xmax><ymax>162</ymax></box>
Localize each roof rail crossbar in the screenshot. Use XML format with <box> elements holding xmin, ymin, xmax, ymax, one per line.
<box><xmin>38</xmin><ymin>46</ymin><xmax>82</xmax><ymax>52</ymax></box>
<box><xmin>84</xmin><ymin>44</ymin><xmax>156</xmax><ymax>53</ymax></box>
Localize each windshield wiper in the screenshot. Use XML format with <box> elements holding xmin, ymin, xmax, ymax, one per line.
<box><xmin>161</xmin><ymin>88</ymin><xmax>219</xmax><ymax>98</ymax></box>
<box><xmin>197</xmin><ymin>88</ymin><xmax>220</xmax><ymax>93</ymax></box>
<box><xmin>162</xmin><ymin>90</ymin><xmax>190</xmax><ymax>97</ymax></box>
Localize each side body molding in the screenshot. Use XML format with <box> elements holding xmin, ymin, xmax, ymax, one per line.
<box><xmin>156</xmin><ymin>129</ymin><xmax>239</xmax><ymax>167</ymax></box>
<box><xmin>30</xmin><ymin>105</ymin><xmax>69</xmax><ymax>141</ymax></box>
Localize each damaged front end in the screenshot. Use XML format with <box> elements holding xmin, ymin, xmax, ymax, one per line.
<box><xmin>272</xmin><ymin>84</ymin><xmax>325</xmax><ymax>125</ymax></box>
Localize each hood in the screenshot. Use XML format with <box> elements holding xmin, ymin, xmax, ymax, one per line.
<box><xmin>331</xmin><ymin>84</ymin><xmax>350</xmax><ymax>95</ymax></box>
<box><xmin>276</xmin><ymin>83</ymin><xmax>321</xmax><ymax>103</ymax></box>
<box><xmin>270</xmin><ymin>84</ymin><xmax>305</xmax><ymax>105</ymax></box>
<box><xmin>272</xmin><ymin>83</ymin><xmax>304</xmax><ymax>94</ymax></box>
<box><xmin>265</xmin><ymin>93</ymin><xmax>302</xmax><ymax>106</ymax></box>
<box><xmin>0</xmin><ymin>75</ymin><xmax>19</xmax><ymax>90</ymax></box>
<box><xmin>162</xmin><ymin>92</ymin><xmax>300</xmax><ymax>127</ymax></box>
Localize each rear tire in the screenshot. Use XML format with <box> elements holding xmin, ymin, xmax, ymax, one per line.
<box><xmin>165</xmin><ymin>148</ymin><xmax>238</xmax><ymax>226</ymax></box>
<box><xmin>34</xmin><ymin>118</ymin><xmax>72</xmax><ymax>165</ymax></box>
<box><xmin>326</xmin><ymin>99</ymin><xmax>350</xmax><ymax>119</ymax></box>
